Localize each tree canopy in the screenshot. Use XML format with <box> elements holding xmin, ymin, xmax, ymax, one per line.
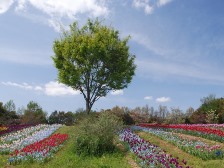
<box><xmin>190</xmin><ymin>95</ymin><xmax>224</xmax><ymax>123</ymax></box>
<box><xmin>22</xmin><ymin>101</ymin><xmax>47</xmax><ymax>124</ymax></box>
<box><xmin>52</xmin><ymin>19</ymin><xmax>136</xmax><ymax>113</ymax></box>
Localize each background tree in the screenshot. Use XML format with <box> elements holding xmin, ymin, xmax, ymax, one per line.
<box><xmin>0</xmin><ymin>102</ymin><xmax>7</xmax><ymax>125</ymax></box>
<box><xmin>48</xmin><ymin>111</ymin><xmax>59</xmax><ymax>124</ymax></box>
<box><xmin>200</xmin><ymin>94</ymin><xmax>216</xmax><ymax>105</ymax></box>
<box><xmin>4</xmin><ymin>100</ymin><xmax>16</xmax><ymax>112</ymax></box>
<box><xmin>166</xmin><ymin>107</ymin><xmax>184</xmax><ymax>124</ymax></box>
<box><xmin>0</xmin><ymin>101</ymin><xmax>19</xmax><ymax>125</ymax></box>
<box><xmin>184</xmin><ymin>107</ymin><xmax>194</xmax><ymax>123</ymax></box>
<box><xmin>107</xmin><ymin>106</ymin><xmax>134</xmax><ymax>125</ymax></box>
<box><xmin>205</xmin><ymin>109</ymin><xmax>219</xmax><ymax>124</ymax></box>
<box><xmin>52</xmin><ymin>19</ymin><xmax>136</xmax><ymax>114</ymax></box>
<box><xmin>189</xmin><ymin>94</ymin><xmax>224</xmax><ymax>123</ymax></box>
<box><xmin>22</xmin><ymin>101</ymin><xmax>47</xmax><ymax>124</ymax></box>
<box><xmin>48</xmin><ymin>110</ymin><xmax>75</xmax><ymax>126</ymax></box>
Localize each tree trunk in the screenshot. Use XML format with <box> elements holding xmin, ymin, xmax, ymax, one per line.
<box><xmin>86</xmin><ymin>100</ymin><xmax>91</xmax><ymax>115</ymax></box>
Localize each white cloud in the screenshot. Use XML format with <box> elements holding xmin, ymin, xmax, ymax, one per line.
<box><xmin>1</xmin><ymin>81</ymin><xmax>80</xmax><ymax>96</ymax></box>
<box><xmin>34</xmin><ymin>86</ymin><xmax>43</xmax><ymax>91</ymax></box>
<box><xmin>144</xmin><ymin>96</ymin><xmax>153</xmax><ymax>100</ymax></box>
<box><xmin>0</xmin><ymin>0</ymin><xmax>109</xmax><ymax>31</ymax></box>
<box><xmin>0</xmin><ymin>0</ymin><xmax>14</xmax><ymax>14</ymax></box>
<box><xmin>156</xmin><ymin>97</ymin><xmax>171</xmax><ymax>103</ymax></box>
<box><xmin>132</xmin><ymin>0</ymin><xmax>173</xmax><ymax>15</ymax></box>
<box><xmin>144</xmin><ymin>4</ymin><xmax>153</xmax><ymax>14</ymax></box>
<box><xmin>16</xmin><ymin>0</ymin><xmax>109</xmax><ymax>17</ymax></box>
<box><xmin>111</xmin><ymin>90</ymin><xmax>124</xmax><ymax>96</ymax></box>
<box><xmin>1</xmin><ymin>81</ymin><xmax>33</xmax><ymax>90</ymax></box>
<box><xmin>44</xmin><ymin>81</ymin><xmax>79</xmax><ymax>96</ymax></box>
<box><xmin>157</xmin><ymin>0</ymin><xmax>173</xmax><ymax>7</ymax></box>
<box><xmin>13</xmin><ymin>0</ymin><xmax>109</xmax><ymax>31</ymax></box>
<box><xmin>132</xmin><ymin>0</ymin><xmax>153</xmax><ymax>14</ymax></box>
<box><xmin>48</xmin><ymin>19</ymin><xmax>64</xmax><ymax>32</ymax></box>
<box><xmin>16</xmin><ymin>0</ymin><xmax>26</xmax><ymax>11</ymax></box>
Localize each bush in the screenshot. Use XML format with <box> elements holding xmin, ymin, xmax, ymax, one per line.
<box><xmin>75</xmin><ymin>112</ymin><xmax>123</xmax><ymax>156</ymax></box>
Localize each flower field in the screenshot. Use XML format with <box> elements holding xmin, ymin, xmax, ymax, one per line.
<box><xmin>119</xmin><ymin>128</ymin><xmax>190</xmax><ymax>168</ymax></box>
<box><xmin>0</xmin><ymin>124</ymin><xmax>68</xmax><ymax>165</ymax></box>
<box><xmin>139</xmin><ymin>123</ymin><xmax>224</xmax><ymax>142</ymax></box>
<box><xmin>1</xmin><ymin>124</ymin><xmax>224</xmax><ymax>167</ymax></box>
<box><xmin>131</xmin><ymin>124</ymin><xmax>224</xmax><ymax>162</ymax></box>
<box><xmin>133</xmin><ymin>126</ymin><xmax>223</xmax><ymax>160</ymax></box>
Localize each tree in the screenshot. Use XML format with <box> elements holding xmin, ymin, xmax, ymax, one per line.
<box><xmin>184</xmin><ymin>107</ymin><xmax>194</xmax><ymax>123</ymax></box>
<box><xmin>52</xmin><ymin>19</ymin><xmax>136</xmax><ymax>114</ymax></box>
<box><xmin>205</xmin><ymin>109</ymin><xmax>219</xmax><ymax>124</ymax></box>
<box><xmin>48</xmin><ymin>110</ymin><xmax>75</xmax><ymax>125</ymax></box>
<box><xmin>4</xmin><ymin>100</ymin><xmax>16</xmax><ymax>112</ymax></box>
<box><xmin>166</xmin><ymin>107</ymin><xmax>184</xmax><ymax>124</ymax></box>
<box><xmin>22</xmin><ymin>101</ymin><xmax>47</xmax><ymax>124</ymax></box>
<box><xmin>109</xmin><ymin>106</ymin><xmax>134</xmax><ymax>125</ymax></box>
<box><xmin>200</xmin><ymin>94</ymin><xmax>216</xmax><ymax>105</ymax></box>
<box><xmin>194</xmin><ymin>96</ymin><xmax>224</xmax><ymax>123</ymax></box>
<box><xmin>0</xmin><ymin>102</ymin><xmax>19</xmax><ymax>125</ymax></box>
<box><xmin>0</xmin><ymin>102</ymin><xmax>7</xmax><ymax>125</ymax></box>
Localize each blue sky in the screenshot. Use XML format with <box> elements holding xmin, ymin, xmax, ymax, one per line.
<box><xmin>0</xmin><ymin>0</ymin><xmax>224</xmax><ymax>114</ymax></box>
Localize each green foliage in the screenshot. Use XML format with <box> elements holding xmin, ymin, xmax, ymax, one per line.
<box><xmin>48</xmin><ymin>111</ymin><xmax>75</xmax><ymax>126</ymax></box>
<box><xmin>52</xmin><ymin>19</ymin><xmax>136</xmax><ymax>113</ymax></box>
<box><xmin>22</xmin><ymin>101</ymin><xmax>47</xmax><ymax>124</ymax></box>
<box><xmin>0</xmin><ymin>101</ymin><xmax>19</xmax><ymax>125</ymax></box>
<box><xmin>191</xmin><ymin>95</ymin><xmax>224</xmax><ymax>123</ymax></box>
<box><xmin>73</xmin><ymin>108</ymin><xmax>98</xmax><ymax>124</ymax></box>
<box><xmin>75</xmin><ymin>112</ymin><xmax>123</xmax><ymax>156</ymax></box>
<box><xmin>4</xmin><ymin>100</ymin><xmax>16</xmax><ymax>112</ymax></box>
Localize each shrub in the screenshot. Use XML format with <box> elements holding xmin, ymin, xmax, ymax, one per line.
<box><xmin>75</xmin><ymin>112</ymin><xmax>123</xmax><ymax>156</ymax></box>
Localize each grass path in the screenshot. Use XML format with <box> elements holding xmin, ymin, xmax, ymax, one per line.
<box><xmin>1</xmin><ymin>126</ymin><xmax>132</xmax><ymax>168</ymax></box>
<box><xmin>137</xmin><ymin>131</ymin><xmax>224</xmax><ymax>168</ymax></box>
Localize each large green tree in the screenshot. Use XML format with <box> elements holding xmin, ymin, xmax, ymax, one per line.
<box><xmin>52</xmin><ymin>19</ymin><xmax>136</xmax><ymax>114</ymax></box>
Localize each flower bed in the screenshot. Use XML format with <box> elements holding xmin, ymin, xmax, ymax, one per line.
<box><xmin>139</xmin><ymin>124</ymin><xmax>224</xmax><ymax>142</ymax></box>
<box><xmin>134</xmin><ymin>126</ymin><xmax>224</xmax><ymax>160</ymax></box>
<box><xmin>0</xmin><ymin>124</ymin><xmax>34</xmax><ymax>137</ymax></box>
<box><xmin>0</xmin><ymin>124</ymin><xmax>62</xmax><ymax>154</ymax></box>
<box><xmin>9</xmin><ymin>133</ymin><xmax>68</xmax><ymax>164</ymax></box>
<box><xmin>119</xmin><ymin>128</ymin><xmax>190</xmax><ymax>168</ymax></box>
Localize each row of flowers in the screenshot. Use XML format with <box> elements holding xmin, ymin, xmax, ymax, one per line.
<box><xmin>134</xmin><ymin>126</ymin><xmax>224</xmax><ymax>160</ymax></box>
<box><xmin>0</xmin><ymin>124</ymin><xmax>62</xmax><ymax>154</ymax></box>
<box><xmin>119</xmin><ymin>128</ymin><xmax>190</xmax><ymax>168</ymax></box>
<box><xmin>139</xmin><ymin>123</ymin><xmax>224</xmax><ymax>142</ymax></box>
<box><xmin>0</xmin><ymin>124</ymin><xmax>34</xmax><ymax>136</ymax></box>
<box><xmin>9</xmin><ymin>133</ymin><xmax>68</xmax><ymax>164</ymax></box>
<box><xmin>1</xmin><ymin>124</ymin><xmax>47</xmax><ymax>144</ymax></box>
<box><xmin>0</xmin><ymin>126</ymin><xmax>7</xmax><ymax>131</ymax></box>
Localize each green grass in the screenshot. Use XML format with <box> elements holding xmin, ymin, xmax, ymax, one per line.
<box><xmin>137</xmin><ymin>131</ymin><xmax>224</xmax><ymax>168</ymax></box>
<box><xmin>0</xmin><ymin>126</ymin><xmax>132</xmax><ymax>168</ymax></box>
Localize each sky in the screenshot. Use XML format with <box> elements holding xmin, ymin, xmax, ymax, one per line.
<box><xmin>0</xmin><ymin>0</ymin><xmax>224</xmax><ymax>114</ymax></box>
